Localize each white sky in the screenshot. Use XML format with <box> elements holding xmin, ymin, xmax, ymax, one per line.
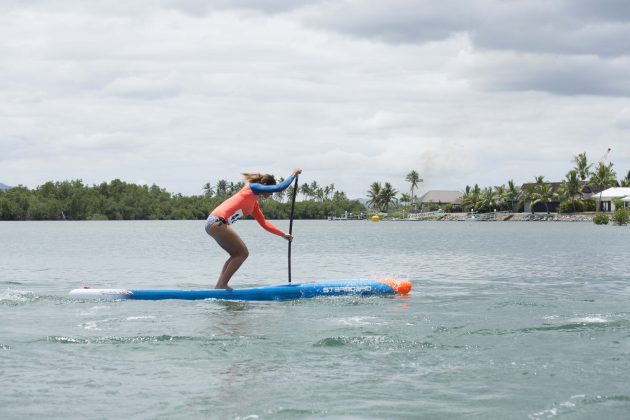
<box><xmin>1</xmin><ymin>0</ymin><xmax>629</xmax><ymax>198</ymax></box>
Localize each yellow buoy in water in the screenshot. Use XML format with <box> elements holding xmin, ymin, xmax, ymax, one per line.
<box><xmin>371</xmin><ymin>215</ymin><xmax>380</xmax><ymax>222</ymax></box>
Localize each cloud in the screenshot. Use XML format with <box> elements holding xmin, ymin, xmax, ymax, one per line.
<box><xmin>614</xmin><ymin>108</ymin><xmax>630</xmax><ymax>129</ymax></box>
<box><xmin>0</xmin><ymin>0</ymin><xmax>316</xmax><ymax>18</ymax></box>
<box><xmin>103</xmin><ymin>76</ymin><xmax>181</xmax><ymax>99</ymax></box>
<box><xmin>295</xmin><ymin>1</ymin><xmax>630</xmax><ymax>56</ymax></box>
<box><xmin>161</xmin><ymin>0</ymin><xmax>315</xmax><ymax>15</ymax></box>
<box><xmin>456</xmin><ymin>49</ymin><xmax>630</xmax><ymax>96</ymax></box>
<box><xmin>298</xmin><ymin>1</ymin><xmax>474</xmax><ymax>44</ymax></box>
<box><xmin>1</xmin><ymin>1</ymin><xmax>629</xmax><ymax>199</ymax></box>
<box><xmin>294</xmin><ymin>0</ymin><xmax>630</xmax><ymax>96</ymax></box>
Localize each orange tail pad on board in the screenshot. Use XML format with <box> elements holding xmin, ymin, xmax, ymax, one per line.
<box><xmin>379</xmin><ymin>278</ymin><xmax>412</xmax><ymax>294</ymax></box>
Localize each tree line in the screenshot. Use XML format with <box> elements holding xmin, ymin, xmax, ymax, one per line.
<box><xmin>461</xmin><ymin>152</ymin><xmax>630</xmax><ymax>214</ymax></box>
<box><xmin>4</xmin><ymin>153</ymin><xmax>627</xmax><ymax>221</ymax></box>
<box><xmin>0</xmin><ymin>178</ymin><xmax>365</xmax><ymax>221</ymax></box>
<box><xmin>365</xmin><ymin>153</ymin><xmax>629</xmax><ymax>215</ymax></box>
<box><xmin>202</xmin><ymin>179</ymin><xmax>348</xmax><ymax>203</ymax></box>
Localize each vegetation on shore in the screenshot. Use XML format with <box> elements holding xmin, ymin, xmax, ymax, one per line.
<box><xmin>2</xmin><ymin>151</ymin><xmax>629</xmax><ymax>222</ymax></box>
<box><xmin>611</xmin><ymin>207</ymin><xmax>630</xmax><ymax>226</ymax></box>
<box><xmin>365</xmin><ymin>152</ymin><xmax>629</xmax><ymax>218</ymax></box>
<box><xmin>593</xmin><ymin>207</ymin><xmax>630</xmax><ymax>226</ymax></box>
<box><xmin>0</xmin><ymin>179</ymin><xmax>364</xmax><ymax>221</ymax></box>
<box><xmin>460</xmin><ymin>154</ymin><xmax>625</xmax><ymax>215</ymax></box>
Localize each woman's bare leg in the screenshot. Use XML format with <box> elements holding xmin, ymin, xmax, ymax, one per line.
<box><xmin>218</xmin><ymin>259</ymin><xmax>231</xmax><ymax>282</ymax></box>
<box><xmin>207</xmin><ymin>222</ymin><xmax>249</xmax><ymax>289</ymax></box>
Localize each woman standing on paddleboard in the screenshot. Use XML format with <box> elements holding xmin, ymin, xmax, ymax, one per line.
<box><xmin>205</xmin><ymin>168</ymin><xmax>302</xmax><ymax>289</ymax></box>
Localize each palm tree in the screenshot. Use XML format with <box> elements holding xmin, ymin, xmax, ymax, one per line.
<box><xmin>367</xmin><ymin>182</ymin><xmax>382</xmax><ymax>211</ymax></box>
<box><xmin>309</xmin><ymin>181</ymin><xmax>320</xmax><ymax>199</ymax></box>
<box><xmin>202</xmin><ymin>182</ymin><xmax>214</xmax><ymax>198</ymax></box>
<box><xmin>300</xmin><ymin>183</ymin><xmax>311</xmax><ymax>200</ymax></box>
<box><xmin>494</xmin><ymin>185</ymin><xmax>506</xmax><ymax>211</ymax></box>
<box><xmin>400</xmin><ymin>193</ymin><xmax>411</xmax><ymax>207</ymax></box>
<box><xmin>554</xmin><ymin>184</ymin><xmax>569</xmax><ymax>213</ymax></box>
<box><xmin>573</xmin><ymin>152</ymin><xmax>592</xmax><ymax>181</ymax></box>
<box><xmin>526</xmin><ymin>176</ymin><xmax>548</xmax><ymax>213</ymax></box>
<box><xmin>215</xmin><ymin>179</ymin><xmax>229</xmax><ymax>196</ymax></box>
<box><xmin>590</xmin><ymin>162</ymin><xmax>617</xmax><ymax>212</ymax></box>
<box><xmin>462</xmin><ymin>184</ymin><xmax>481</xmax><ymax>212</ymax></box>
<box><xmin>315</xmin><ymin>187</ymin><xmax>325</xmax><ymax>202</ymax></box>
<box><xmin>379</xmin><ymin>183</ymin><xmax>398</xmax><ymax>211</ymax></box>
<box><xmin>530</xmin><ymin>182</ymin><xmax>554</xmax><ymax>214</ymax></box>
<box><xmin>405</xmin><ymin>170</ymin><xmax>423</xmax><ymax>209</ymax></box>
<box><xmin>333</xmin><ymin>190</ymin><xmax>347</xmax><ymax>201</ymax></box>
<box><xmin>324</xmin><ymin>184</ymin><xmax>335</xmax><ymax>200</ymax></box>
<box><xmin>523</xmin><ymin>186</ymin><xmax>536</xmax><ymax>214</ymax></box>
<box><xmin>560</xmin><ymin>170</ymin><xmax>582</xmax><ymax>212</ymax></box>
<box><xmin>621</xmin><ymin>170</ymin><xmax>630</xmax><ymax>187</ymax></box>
<box><xmin>504</xmin><ymin>179</ymin><xmax>521</xmax><ymax>212</ymax></box>
<box><xmin>228</xmin><ymin>181</ymin><xmax>244</xmax><ymax>195</ymax></box>
<box><xmin>283</xmin><ymin>184</ymin><xmax>295</xmax><ymax>203</ymax></box>
<box><xmin>479</xmin><ymin>187</ymin><xmax>496</xmax><ymax>212</ymax></box>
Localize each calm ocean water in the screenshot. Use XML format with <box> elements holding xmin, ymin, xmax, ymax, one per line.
<box><xmin>1</xmin><ymin>220</ymin><xmax>629</xmax><ymax>419</ymax></box>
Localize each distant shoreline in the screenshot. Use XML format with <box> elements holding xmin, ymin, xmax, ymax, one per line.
<box><xmin>0</xmin><ymin>213</ymin><xmax>606</xmax><ymax>222</ymax></box>
<box><xmin>387</xmin><ymin>212</ymin><xmax>596</xmax><ymax>222</ymax></box>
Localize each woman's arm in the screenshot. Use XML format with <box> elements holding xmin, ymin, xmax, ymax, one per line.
<box><xmin>250</xmin><ymin>174</ymin><xmax>295</xmax><ymax>195</ymax></box>
<box><xmin>251</xmin><ymin>202</ymin><xmax>286</xmax><ymax>237</ymax></box>
<box><xmin>250</xmin><ymin>168</ymin><xmax>301</xmax><ymax>195</ymax></box>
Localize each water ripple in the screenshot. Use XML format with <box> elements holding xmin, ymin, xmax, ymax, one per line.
<box><xmin>314</xmin><ymin>335</ymin><xmax>438</xmax><ymax>351</ymax></box>
<box><xmin>520</xmin><ymin>320</ymin><xmax>629</xmax><ymax>333</ymax></box>
<box><xmin>466</xmin><ymin>319</ymin><xmax>629</xmax><ymax>336</ymax></box>
<box><xmin>0</xmin><ymin>289</ymin><xmax>39</xmax><ymax>305</ymax></box>
<box><xmin>44</xmin><ymin>335</ymin><xmax>267</xmax><ymax>345</ymax></box>
<box><xmin>529</xmin><ymin>394</ymin><xmax>630</xmax><ymax>419</ymax></box>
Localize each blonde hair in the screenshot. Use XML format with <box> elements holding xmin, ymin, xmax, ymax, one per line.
<box><xmin>242</xmin><ymin>172</ymin><xmax>276</xmax><ymax>185</ymax></box>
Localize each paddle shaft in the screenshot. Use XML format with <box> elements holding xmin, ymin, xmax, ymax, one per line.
<box><xmin>288</xmin><ymin>175</ymin><xmax>299</xmax><ymax>283</ymax></box>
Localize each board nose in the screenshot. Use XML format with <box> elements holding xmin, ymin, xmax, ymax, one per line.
<box><xmin>378</xmin><ymin>278</ymin><xmax>412</xmax><ymax>294</ymax></box>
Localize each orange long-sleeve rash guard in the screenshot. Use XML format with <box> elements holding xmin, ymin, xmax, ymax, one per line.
<box><xmin>210</xmin><ymin>175</ymin><xmax>295</xmax><ymax>236</ymax></box>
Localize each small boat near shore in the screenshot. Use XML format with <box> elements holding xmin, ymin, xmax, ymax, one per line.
<box><xmin>466</xmin><ymin>212</ymin><xmax>498</xmax><ymax>221</ymax></box>
<box><xmin>328</xmin><ymin>211</ymin><xmax>366</xmax><ymax>221</ymax></box>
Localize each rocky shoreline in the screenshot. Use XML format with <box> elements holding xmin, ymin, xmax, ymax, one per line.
<box><xmin>392</xmin><ymin>212</ymin><xmax>596</xmax><ymax>222</ymax></box>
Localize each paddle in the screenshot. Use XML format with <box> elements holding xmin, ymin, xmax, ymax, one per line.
<box><xmin>288</xmin><ymin>175</ymin><xmax>299</xmax><ymax>284</ymax></box>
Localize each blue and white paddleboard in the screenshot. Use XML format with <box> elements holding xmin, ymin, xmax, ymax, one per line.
<box><xmin>69</xmin><ymin>279</ymin><xmax>412</xmax><ymax>301</ymax></box>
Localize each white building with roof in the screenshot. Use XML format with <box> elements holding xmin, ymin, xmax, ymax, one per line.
<box><xmin>591</xmin><ymin>187</ymin><xmax>630</xmax><ymax>212</ymax></box>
